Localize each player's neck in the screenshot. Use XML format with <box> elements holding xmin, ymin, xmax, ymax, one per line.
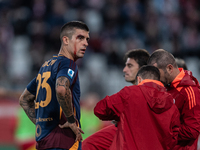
<box><xmin>59</xmin><ymin>47</ymin><xmax>75</xmax><ymax>61</ymax></box>
<box><xmin>171</xmin><ymin>68</ymin><xmax>181</xmax><ymax>83</ymax></box>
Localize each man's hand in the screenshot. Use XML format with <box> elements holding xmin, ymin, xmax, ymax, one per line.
<box><xmin>112</xmin><ymin>120</ymin><xmax>118</xmax><ymax>127</ymax></box>
<box><xmin>59</xmin><ymin>121</ymin><xmax>84</xmax><ymax>142</ymax></box>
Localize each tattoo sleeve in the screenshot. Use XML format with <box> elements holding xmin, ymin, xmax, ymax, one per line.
<box><xmin>19</xmin><ymin>88</ymin><xmax>36</xmax><ymax>124</ymax></box>
<box><xmin>56</xmin><ymin>76</ymin><xmax>74</xmax><ymax>118</ymax></box>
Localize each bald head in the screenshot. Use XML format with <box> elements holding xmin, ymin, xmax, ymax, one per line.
<box><xmin>147</xmin><ymin>49</ymin><xmax>180</xmax><ymax>86</ymax></box>
<box><xmin>148</xmin><ymin>49</ymin><xmax>178</xmax><ymax>70</ymax></box>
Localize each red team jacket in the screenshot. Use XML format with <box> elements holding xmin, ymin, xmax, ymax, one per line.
<box><xmin>82</xmin><ymin>124</ymin><xmax>117</xmax><ymax>150</ymax></box>
<box><xmin>94</xmin><ymin>80</ymin><xmax>180</xmax><ymax>150</ymax></box>
<box><xmin>167</xmin><ymin>69</ymin><xmax>200</xmax><ymax>150</ymax></box>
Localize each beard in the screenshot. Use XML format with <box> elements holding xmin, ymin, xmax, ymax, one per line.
<box><xmin>162</xmin><ymin>70</ymin><xmax>171</xmax><ymax>86</ymax></box>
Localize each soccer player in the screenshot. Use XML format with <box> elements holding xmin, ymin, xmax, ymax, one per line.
<box><xmin>19</xmin><ymin>21</ymin><xmax>90</xmax><ymax>150</ymax></box>
<box><xmin>94</xmin><ymin>65</ymin><xmax>180</xmax><ymax>150</ymax></box>
<box><xmin>82</xmin><ymin>49</ymin><xmax>150</xmax><ymax>149</ymax></box>
<box><xmin>148</xmin><ymin>49</ymin><xmax>200</xmax><ymax>149</ymax></box>
<box><xmin>123</xmin><ymin>49</ymin><xmax>150</xmax><ymax>84</ymax></box>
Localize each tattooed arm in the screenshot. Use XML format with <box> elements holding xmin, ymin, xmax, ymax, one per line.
<box><xmin>56</xmin><ymin>76</ymin><xmax>74</xmax><ymax>119</ymax></box>
<box><xmin>56</xmin><ymin>76</ymin><xmax>84</xmax><ymax>142</ymax></box>
<box><xmin>19</xmin><ymin>88</ymin><xmax>36</xmax><ymax>124</ymax></box>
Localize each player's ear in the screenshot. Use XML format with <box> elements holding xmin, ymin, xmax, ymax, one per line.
<box><xmin>166</xmin><ymin>64</ymin><xmax>173</xmax><ymax>75</ymax></box>
<box><xmin>136</xmin><ymin>76</ymin><xmax>143</xmax><ymax>85</ymax></box>
<box><xmin>62</xmin><ymin>36</ymin><xmax>69</xmax><ymax>45</ymax></box>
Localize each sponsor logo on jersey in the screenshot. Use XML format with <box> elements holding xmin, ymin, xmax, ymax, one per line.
<box><xmin>68</xmin><ymin>69</ymin><xmax>74</xmax><ymax>79</ymax></box>
<box><xmin>36</xmin><ymin>124</ymin><xmax>42</xmax><ymax>137</ymax></box>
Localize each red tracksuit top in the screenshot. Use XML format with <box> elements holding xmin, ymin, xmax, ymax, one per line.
<box><xmin>82</xmin><ymin>124</ymin><xmax>117</xmax><ymax>150</ymax></box>
<box><xmin>94</xmin><ymin>80</ymin><xmax>180</xmax><ymax>150</ymax></box>
<box><xmin>167</xmin><ymin>68</ymin><xmax>200</xmax><ymax>150</ymax></box>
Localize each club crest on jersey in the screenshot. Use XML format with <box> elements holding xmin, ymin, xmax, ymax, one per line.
<box><xmin>68</xmin><ymin>69</ymin><xmax>74</xmax><ymax>79</ymax></box>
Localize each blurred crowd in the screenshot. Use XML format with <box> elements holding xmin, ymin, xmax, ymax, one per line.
<box><xmin>0</xmin><ymin>0</ymin><xmax>200</xmax><ymax>96</ymax></box>
<box><xmin>0</xmin><ymin>0</ymin><xmax>200</xmax><ymax>149</ymax></box>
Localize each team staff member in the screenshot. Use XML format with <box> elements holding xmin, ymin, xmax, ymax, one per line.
<box><xmin>19</xmin><ymin>21</ymin><xmax>90</xmax><ymax>150</ymax></box>
<box><xmin>82</xmin><ymin>49</ymin><xmax>150</xmax><ymax>149</ymax></box>
<box><xmin>148</xmin><ymin>49</ymin><xmax>200</xmax><ymax>150</ymax></box>
<box><xmin>175</xmin><ymin>58</ymin><xmax>188</xmax><ymax>70</ymax></box>
<box><xmin>94</xmin><ymin>65</ymin><xmax>180</xmax><ymax>150</ymax></box>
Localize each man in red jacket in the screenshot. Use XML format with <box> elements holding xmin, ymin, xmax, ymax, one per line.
<box><xmin>94</xmin><ymin>65</ymin><xmax>180</xmax><ymax>150</ymax></box>
<box><xmin>82</xmin><ymin>49</ymin><xmax>150</xmax><ymax>150</ymax></box>
<box><xmin>148</xmin><ymin>49</ymin><xmax>200</xmax><ymax>150</ymax></box>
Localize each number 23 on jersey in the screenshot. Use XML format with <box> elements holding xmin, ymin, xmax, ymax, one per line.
<box><xmin>35</xmin><ymin>72</ymin><xmax>52</xmax><ymax>109</ymax></box>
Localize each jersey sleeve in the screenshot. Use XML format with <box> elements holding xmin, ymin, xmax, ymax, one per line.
<box><xmin>26</xmin><ymin>77</ymin><xmax>37</xmax><ymax>95</ymax></box>
<box><xmin>178</xmin><ymin>86</ymin><xmax>200</xmax><ymax>141</ymax></box>
<box><xmin>94</xmin><ymin>87</ymin><xmax>129</xmax><ymax>121</ymax></box>
<box><xmin>56</xmin><ymin>59</ymin><xmax>77</xmax><ymax>86</ymax></box>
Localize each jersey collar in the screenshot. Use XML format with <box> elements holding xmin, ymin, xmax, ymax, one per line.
<box><xmin>138</xmin><ymin>79</ymin><xmax>164</xmax><ymax>87</ymax></box>
<box><xmin>171</xmin><ymin>68</ymin><xmax>185</xmax><ymax>88</ymax></box>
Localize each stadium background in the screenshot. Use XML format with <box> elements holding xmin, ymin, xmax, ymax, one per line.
<box><xmin>0</xmin><ymin>0</ymin><xmax>200</xmax><ymax>149</ymax></box>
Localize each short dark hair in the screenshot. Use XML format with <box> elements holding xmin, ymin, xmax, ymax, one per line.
<box><xmin>175</xmin><ymin>58</ymin><xmax>188</xmax><ymax>70</ymax></box>
<box><xmin>60</xmin><ymin>21</ymin><xmax>89</xmax><ymax>41</ymax></box>
<box><xmin>135</xmin><ymin>65</ymin><xmax>160</xmax><ymax>81</ymax></box>
<box><xmin>147</xmin><ymin>49</ymin><xmax>177</xmax><ymax>69</ymax></box>
<box><xmin>124</xmin><ymin>49</ymin><xmax>150</xmax><ymax>68</ymax></box>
